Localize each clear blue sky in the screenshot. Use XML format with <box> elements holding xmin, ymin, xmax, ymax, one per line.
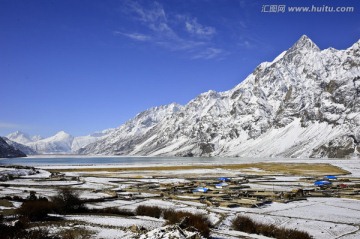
<box><xmin>1</xmin><ymin>0</ymin><xmax>359</xmax><ymax>137</ymax></box>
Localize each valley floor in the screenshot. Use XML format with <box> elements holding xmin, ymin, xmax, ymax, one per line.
<box><xmin>1</xmin><ymin>158</ymin><xmax>360</xmax><ymax>239</ymax></box>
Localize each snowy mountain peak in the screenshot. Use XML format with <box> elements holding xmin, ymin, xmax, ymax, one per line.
<box><xmin>349</xmin><ymin>40</ymin><xmax>360</xmax><ymax>53</ymax></box>
<box><xmin>6</xmin><ymin>131</ymin><xmax>32</xmax><ymax>145</ymax></box>
<box><xmin>53</xmin><ymin>131</ymin><xmax>71</xmax><ymax>138</ymax></box>
<box><xmin>8</xmin><ymin>130</ymin><xmax>26</xmax><ymax>136</ymax></box>
<box><xmin>4</xmin><ymin>128</ymin><xmax>116</xmax><ymax>154</ymax></box>
<box><xmin>191</xmin><ymin>90</ymin><xmax>220</xmax><ymax>102</ymax></box>
<box><xmin>135</xmin><ymin>103</ymin><xmax>183</xmax><ymax>120</ymax></box>
<box><xmin>289</xmin><ymin>35</ymin><xmax>320</xmax><ymax>52</ymax></box>
<box><xmin>164</xmin><ymin>102</ymin><xmax>182</xmax><ymax>113</ymax></box>
<box><xmin>26</xmin><ymin>131</ymin><xmax>74</xmax><ymax>154</ymax></box>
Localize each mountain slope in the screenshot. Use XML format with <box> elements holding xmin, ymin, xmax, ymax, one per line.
<box><xmin>2</xmin><ymin>137</ymin><xmax>37</xmax><ymax>155</ymax></box>
<box><xmin>78</xmin><ymin>36</ymin><xmax>360</xmax><ymax>158</ymax></box>
<box><xmin>78</xmin><ymin>103</ymin><xmax>182</xmax><ymax>154</ymax></box>
<box><xmin>79</xmin><ymin>36</ymin><xmax>360</xmax><ymax>158</ymax></box>
<box><xmin>0</xmin><ymin>137</ymin><xmax>27</xmax><ymax>158</ymax></box>
<box><xmin>25</xmin><ymin>131</ymin><xmax>74</xmax><ymax>154</ymax></box>
<box><xmin>71</xmin><ymin>129</ymin><xmax>115</xmax><ymax>152</ymax></box>
<box><xmin>6</xmin><ymin>131</ymin><xmax>34</xmax><ymax>145</ymax></box>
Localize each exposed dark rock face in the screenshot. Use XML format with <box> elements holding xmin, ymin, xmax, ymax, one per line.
<box><xmin>311</xmin><ymin>136</ymin><xmax>357</xmax><ymax>158</ymax></box>
<box><xmin>0</xmin><ymin>137</ymin><xmax>26</xmax><ymax>158</ymax></box>
<box><xmin>2</xmin><ymin>137</ymin><xmax>36</xmax><ymax>155</ymax></box>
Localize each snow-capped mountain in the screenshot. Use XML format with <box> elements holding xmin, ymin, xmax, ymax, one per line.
<box><xmin>25</xmin><ymin>131</ymin><xmax>74</xmax><ymax>154</ymax></box>
<box><xmin>6</xmin><ymin>131</ymin><xmax>34</xmax><ymax>145</ymax></box>
<box><xmin>0</xmin><ymin>137</ymin><xmax>26</xmax><ymax>158</ymax></box>
<box><xmin>71</xmin><ymin>129</ymin><xmax>115</xmax><ymax>152</ymax></box>
<box><xmin>78</xmin><ymin>103</ymin><xmax>182</xmax><ymax>154</ymax></box>
<box><xmin>6</xmin><ymin>129</ymin><xmax>115</xmax><ymax>154</ymax></box>
<box><xmin>79</xmin><ymin>35</ymin><xmax>360</xmax><ymax>158</ymax></box>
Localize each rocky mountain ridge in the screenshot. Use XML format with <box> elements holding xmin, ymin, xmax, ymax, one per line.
<box><xmin>79</xmin><ymin>35</ymin><xmax>360</xmax><ymax>158</ymax></box>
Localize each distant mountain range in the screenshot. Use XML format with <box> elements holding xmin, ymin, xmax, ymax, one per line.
<box><xmin>3</xmin><ymin>35</ymin><xmax>360</xmax><ymax>158</ymax></box>
<box><xmin>4</xmin><ymin>129</ymin><xmax>114</xmax><ymax>155</ymax></box>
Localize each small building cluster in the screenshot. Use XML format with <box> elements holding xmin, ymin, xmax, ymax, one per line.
<box><xmin>112</xmin><ymin>173</ymin><xmax>360</xmax><ymax>208</ymax></box>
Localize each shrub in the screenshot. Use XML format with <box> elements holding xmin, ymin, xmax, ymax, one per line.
<box><xmin>257</xmin><ymin>223</ymin><xmax>278</xmax><ymax>237</ymax></box>
<box><xmin>231</xmin><ymin>214</ymin><xmax>258</xmax><ymax>233</ymax></box>
<box><xmin>59</xmin><ymin>228</ymin><xmax>93</xmax><ymax>239</ymax></box>
<box><xmin>88</xmin><ymin>207</ymin><xmax>135</xmax><ymax>216</ymax></box>
<box><xmin>17</xmin><ymin>200</ymin><xmax>55</xmax><ymax>221</ymax></box>
<box><xmin>275</xmin><ymin>228</ymin><xmax>313</xmax><ymax>239</ymax></box>
<box><xmin>163</xmin><ymin>209</ymin><xmax>211</xmax><ymax>238</ymax></box>
<box><xmin>232</xmin><ymin>215</ymin><xmax>313</xmax><ymax>239</ymax></box>
<box><xmin>135</xmin><ymin>205</ymin><xmax>162</xmax><ymax>218</ymax></box>
<box><xmin>133</xmin><ymin>206</ymin><xmax>211</xmax><ymax>238</ymax></box>
<box><xmin>52</xmin><ymin>188</ymin><xmax>85</xmax><ymax>214</ymax></box>
<box><xmin>0</xmin><ymin>215</ymin><xmax>59</xmax><ymax>239</ymax></box>
<box><xmin>12</xmin><ymin>195</ymin><xmax>23</xmax><ymax>201</ymax></box>
<box><xmin>27</xmin><ymin>191</ymin><xmax>38</xmax><ymax>200</ymax></box>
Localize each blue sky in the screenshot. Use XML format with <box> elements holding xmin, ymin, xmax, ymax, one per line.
<box><xmin>1</xmin><ymin>0</ymin><xmax>359</xmax><ymax>137</ymax></box>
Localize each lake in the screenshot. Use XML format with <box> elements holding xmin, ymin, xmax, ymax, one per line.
<box><xmin>0</xmin><ymin>156</ymin><xmax>254</xmax><ymax>167</ymax></box>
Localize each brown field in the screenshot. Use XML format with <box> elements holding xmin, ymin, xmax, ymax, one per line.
<box><xmin>48</xmin><ymin>162</ymin><xmax>349</xmax><ymax>176</ymax></box>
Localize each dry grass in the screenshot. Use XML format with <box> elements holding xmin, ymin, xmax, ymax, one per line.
<box><xmin>250</xmin><ymin>163</ymin><xmax>348</xmax><ymax>176</ymax></box>
<box><xmin>48</xmin><ymin>163</ymin><xmax>349</xmax><ymax>176</ymax></box>
<box><xmin>59</xmin><ymin>228</ymin><xmax>93</xmax><ymax>239</ymax></box>
<box><xmin>0</xmin><ymin>200</ymin><xmax>13</xmax><ymax>207</ymax></box>
<box><xmin>136</xmin><ymin>205</ymin><xmax>162</xmax><ymax>218</ymax></box>
<box><xmin>0</xmin><ymin>208</ymin><xmax>16</xmax><ymax>216</ymax></box>
<box><xmin>163</xmin><ymin>209</ymin><xmax>211</xmax><ymax>238</ymax></box>
<box><xmin>232</xmin><ymin>215</ymin><xmax>313</xmax><ymax>239</ymax></box>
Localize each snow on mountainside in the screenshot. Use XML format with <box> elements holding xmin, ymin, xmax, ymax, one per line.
<box><xmin>2</xmin><ymin>137</ymin><xmax>37</xmax><ymax>155</ymax></box>
<box><xmin>71</xmin><ymin>129</ymin><xmax>115</xmax><ymax>152</ymax></box>
<box><xmin>6</xmin><ymin>129</ymin><xmax>115</xmax><ymax>154</ymax></box>
<box><xmin>26</xmin><ymin>131</ymin><xmax>74</xmax><ymax>154</ymax></box>
<box><xmin>78</xmin><ymin>103</ymin><xmax>182</xmax><ymax>155</ymax></box>
<box><xmin>80</xmin><ymin>35</ymin><xmax>360</xmax><ymax>158</ymax></box>
<box><xmin>6</xmin><ymin>131</ymin><xmax>34</xmax><ymax>145</ymax></box>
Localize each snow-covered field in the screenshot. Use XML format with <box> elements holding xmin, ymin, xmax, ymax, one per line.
<box><xmin>64</xmin><ymin>214</ymin><xmax>165</xmax><ymax>230</ymax></box>
<box><xmin>0</xmin><ymin>159</ymin><xmax>360</xmax><ymax>239</ymax></box>
<box><xmin>214</xmin><ymin>197</ymin><xmax>360</xmax><ymax>239</ymax></box>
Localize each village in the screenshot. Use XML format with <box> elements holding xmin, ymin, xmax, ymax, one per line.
<box><xmin>92</xmin><ymin>173</ymin><xmax>360</xmax><ymax>209</ymax></box>
<box><xmin>1</xmin><ymin>162</ymin><xmax>360</xmax><ymax>239</ymax></box>
<box><xmin>39</xmin><ymin>164</ymin><xmax>360</xmax><ymax>209</ymax></box>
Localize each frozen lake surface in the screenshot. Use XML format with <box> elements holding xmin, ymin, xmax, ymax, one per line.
<box><xmin>0</xmin><ymin>156</ymin><xmax>250</xmax><ymax>166</ymax></box>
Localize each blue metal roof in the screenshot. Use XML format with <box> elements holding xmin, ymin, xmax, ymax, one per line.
<box><xmin>324</xmin><ymin>175</ymin><xmax>337</xmax><ymax>179</ymax></box>
<box><xmin>314</xmin><ymin>180</ymin><xmax>332</xmax><ymax>186</ymax></box>
<box><xmin>218</xmin><ymin>177</ymin><xmax>231</xmax><ymax>181</ymax></box>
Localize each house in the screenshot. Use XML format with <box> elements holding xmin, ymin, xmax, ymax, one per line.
<box><xmin>314</xmin><ymin>180</ymin><xmax>332</xmax><ymax>187</ymax></box>
<box><xmin>215</xmin><ymin>182</ymin><xmax>229</xmax><ymax>189</ymax></box>
<box><xmin>193</xmin><ymin>187</ymin><xmax>209</xmax><ymax>193</ymax></box>
<box><xmin>218</xmin><ymin>177</ymin><xmax>231</xmax><ymax>182</ymax></box>
<box><xmin>324</xmin><ymin>175</ymin><xmax>337</xmax><ymax>180</ymax></box>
